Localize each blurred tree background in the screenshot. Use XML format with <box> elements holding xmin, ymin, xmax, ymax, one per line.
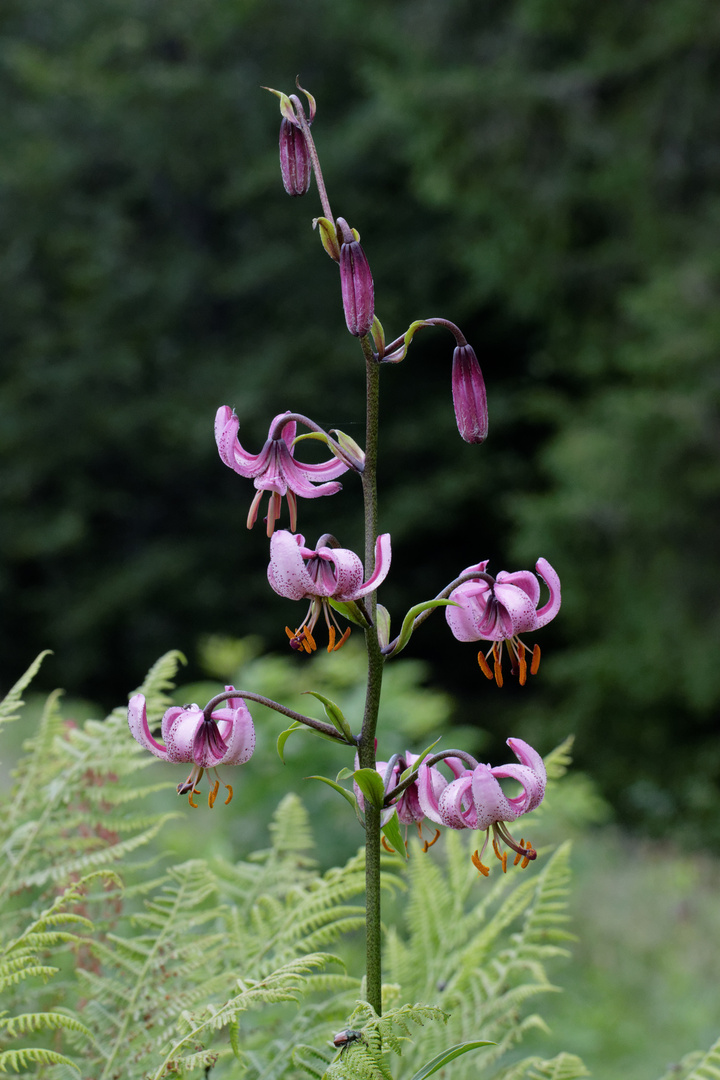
<box><xmin>1</xmin><ymin>0</ymin><xmax>719</xmax><ymax>840</ymax></box>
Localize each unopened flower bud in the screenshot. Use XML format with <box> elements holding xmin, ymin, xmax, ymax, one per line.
<box><xmin>279</xmin><ymin>117</ymin><xmax>311</xmax><ymax>197</ymax></box>
<box><xmin>452</xmin><ymin>344</ymin><xmax>488</xmax><ymax>444</ymax></box>
<box><xmin>337</xmin><ymin>217</ymin><xmax>374</xmax><ymax>337</ymax></box>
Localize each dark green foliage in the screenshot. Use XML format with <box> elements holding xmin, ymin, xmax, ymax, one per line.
<box><xmin>1</xmin><ymin>0</ymin><xmax>719</xmax><ymax>836</ymax></box>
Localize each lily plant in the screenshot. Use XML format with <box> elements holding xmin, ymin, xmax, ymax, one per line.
<box><xmin>127</xmin><ymin>81</ymin><xmax>561</xmax><ymax>1035</ymax></box>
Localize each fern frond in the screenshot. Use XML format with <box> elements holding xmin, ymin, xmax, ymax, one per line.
<box><xmin>666</xmin><ymin>1033</ymin><xmax>720</xmax><ymax>1080</ymax></box>
<box><xmin>131</xmin><ymin>648</ymin><xmax>188</xmax><ymax>720</ymax></box>
<box><xmin>543</xmin><ymin>738</ymin><xmax>575</xmax><ymax>782</ymax></box>
<box><xmin>0</xmin><ymin>1047</ymin><xmax>80</xmax><ymax>1072</ymax></box>
<box><xmin>0</xmin><ymin>650</ymin><xmax>52</xmax><ymax>729</ymax></box>
<box><xmin>0</xmin><ymin>1011</ymin><xmax>91</xmax><ymax>1040</ymax></box>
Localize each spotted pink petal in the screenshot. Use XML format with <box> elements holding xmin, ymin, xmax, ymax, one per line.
<box><xmin>492</xmin><ymin>581</ymin><xmax>539</xmax><ymax>634</ymax></box>
<box><xmin>267</xmin><ymin>531</ymin><xmax>316</xmax><ymax>600</ymax></box>
<box><xmin>446</xmin><ymin>579</ymin><xmax>493</xmax><ymax>640</ymax></box>
<box><xmin>351</xmin><ymin>533</ymin><xmax>391</xmax><ymax>599</ymax></box>
<box><xmin>470</xmin><ymin>765</ymin><xmax>516</xmax><ymax>830</ymax></box>
<box><xmin>489</xmin><ymin>764</ymin><xmax>545</xmax><ymax>816</ymax></box>
<box><xmin>215</xmin><ymin>703</ymin><xmax>256</xmax><ymax>765</ymax></box>
<box><xmin>163</xmin><ymin>707</ymin><xmax>206</xmax><ymax>763</ymax></box>
<box><xmin>128</xmin><ymin>694</ymin><xmax>169</xmax><ymax>761</ymax></box>
<box><xmin>534</xmin><ymin>558</ymin><xmax>562</xmax><ymax>627</ymax></box>
<box><xmin>438</xmin><ymin>775</ymin><xmax>479</xmax><ymax>829</ymax></box>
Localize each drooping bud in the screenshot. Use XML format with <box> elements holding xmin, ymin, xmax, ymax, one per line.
<box><xmin>337</xmin><ymin>217</ymin><xmax>375</xmax><ymax>337</ymax></box>
<box><xmin>279</xmin><ymin>117</ymin><xmax>311</xmax><ymax>196</ymax></box>
<box><xmin>451</xmin><ymin>344</ymin><xmax>488</xmax><ymax>444</ymax></box>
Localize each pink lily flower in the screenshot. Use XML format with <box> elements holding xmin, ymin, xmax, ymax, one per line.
<box><xmin>446</xmin><ymin>557</ymin><xmax>561</xmax><ymax>685</ymax></box>
<box><xmin>417</xmin><ymin>738</ymin><xmax>546</xmax><ymax>877</ymax></box>
<box><xmin>128</xmin><ymin>686</ymin><xmax>255</xmax><ymax>808</ymax></box>
<box><xmin>267</xmin><ymin>530</ymin><xmax>391</xmax><ymax>653</ymax></box>
<box><xmin>378</xmin><ymin>751</ymin><xmax>467</xmax><ymax>853</ymax></box>
<box><xmin>215</xmin><ymin>407</ymin><xmax>349</xmax><ymax>536</ymax></box>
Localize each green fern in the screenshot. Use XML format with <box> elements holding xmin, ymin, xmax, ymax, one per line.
<box><xmin>655</xmin><ymin>1034</ymin><xmax>720</xmax><ymax>1080</ymax></box>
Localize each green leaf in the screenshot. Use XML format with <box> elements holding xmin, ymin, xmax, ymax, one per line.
<box><xmin>398</xmin><ymin>737</ymin><xmax>442</xmax><ymax>781</ymax></box>
<box><xmin>353</xmin><ymin>768</ymin><xmax>385</xmax><ymax>809</ymax></box>
<box><xmin>277</xmin><ymin>721</ymin><xmax>304</xmax><ymax>763</ymax></box>
<box><xmin>408</xmin><ymin>1040</ymin><xmax>495</xmax><ymax>1080</ymax></box>
<box><xmin>303</xmin><ymin>691</ymin><xmax>355</xmax><ymax>742</ymax></box>
<box><xmin>305</xmin><ymin>775</ymin><xmax>358</xmax><ymax>814</ymax></box>
<box><xmin>381</xmin><ymin>812</ymin><xmax>408</xmax><ymax>860</ymax></box>
<box><xmin>387</xmin><ymin>599</ymin><xmax>458</xmax><ymax>657</ymax></box>
<box><xmin>375</xmin><ymin>604</ymin><xmax>391</xmax><ymax>648</ymax></box>
<box><xmin>328</xmin><ymin>598</ymin><xmax>371</xmax><ymax>629</ymax></box>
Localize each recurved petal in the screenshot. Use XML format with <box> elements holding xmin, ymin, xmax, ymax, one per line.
<box><xmin>321</xmin><ymin>546</ymin><xmax>365</xmax><ymax>598</ymax></box>
<box><xmin>470</xmin><ymin>764</ymin><xmax>515</xmax><ymax>829</ymax></box>
<box><xmin>277</xmin><ymin>443</ymin><xmax>345</xmax><ymax>497</ymax></box>
<box><xmin>507</xmin><ymin>737</ymin><xmax>547</xmax><ymax>785</ymax></box>
<box><xmin>493</xmin><ymin>581</ymin><xmax>539</xmax><ymax>634</ymax></box>
<box><xmin>496</xmin><ymin>569</ymin><xmax>541</xmax><ymax>606</ymax></box>
<box><xmin>534</xmin><ymin>558</ymin><xmax>562</xmax><ymax>627</ymax></box>
<box><xmin>162</xmin><ymin>707</ymin><xmax>205</xmax><ymax>763</ymax></box>
<box><xmin>438</xmin><ymin>775</ymin><xmax>478</xmax><ymax>829</ymax></box>
<box><xmin>352</xmin><ymin>533</ymin><xmax>392</xmax><ymax>598</ymax></box>
<box><xmin>214</xmin><ymin>406</ymin><xmax>267</xmax><ymax>476</ymax></box>
<box><xmin>490</xmin><ymin>763</ymin><xmax>545</xmax><ymax>815</ymax></box>
<box><xmin>445</xmin><ymin>580</ymin><xmax>493</xmax><ymax>641</ymax></box>
<box><xmin>128</xmin><ymin>694</ymin><xmax>169</xmax><ymax>760</ymax></box>
<box><xmin>267</xmin><ymin>530</ymin><xmax>316</xmax><ymax>599</ymax></box>
<box><xmin>417</xmin><ymin>764</ymin><xmax>449</xmax><ymax>825</ymax></box>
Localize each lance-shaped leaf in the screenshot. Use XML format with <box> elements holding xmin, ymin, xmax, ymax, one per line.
<box><xmin>381</xmin><ymin>811</ymin><xmax>408</xmax><ymax>860</ymax></box>
<box><xmin>303</xmin><ymin>691</ymin><xmax>355</xmax><ymax>742</ymax></box>
<box><xmin>384</xmin><ymin>598</ymin><xmax>458</xmax><ymax>658</ymax></box>
<box><xmin>353</xmin><ymin>768</ymin><xmax>385</xmax><ymax>810</ymax></box>
<box><xmin>408</xmin><ymin>1040</ymin><xmax>495</xmax><ymax>1080</ymax></box>
<box><xmin>381</xmin><ymin>319</ymin><xmax>431</xmax><ymax>363</ymax></box>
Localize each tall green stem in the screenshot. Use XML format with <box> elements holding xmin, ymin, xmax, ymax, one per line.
<box><xmin>359</xmin><ymin>335</ymin><xmax>384</xmax><ymax>1014</ymax></box>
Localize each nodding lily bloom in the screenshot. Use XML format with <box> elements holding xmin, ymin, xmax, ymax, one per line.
<box><xmin>418</xmin><ymin>738</ymin><xmax>546</xmax><ymax>877</ymax></box>
<box><xmin>446</xmin><ymin>558</ymin><xmax>561</xmax><ymax>685</ymax></box>
<box><xmin>215</xmin><ymin>407</ymin><xmax>349</xmax><ymax>537</ymax></box>
<box><xmin>128</xmin><ymin>687</ymin><xmax>255</xmax><ymax>808</ymax></box>
<box><xmin>268</xmin><ymin>530</ymin><xmax>391</xmax><ymax>653</ymax></box>
<box><xmin>369</xmin><ymin>751</ymin><xmax>466</xmax><ymax>854</ymax></box>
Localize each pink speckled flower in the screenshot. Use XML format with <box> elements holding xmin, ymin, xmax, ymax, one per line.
<box><xmin>215</xmin><ymin>407</ymin><xmax>348</xmax><ymax>536</ymax></box>
<box><xmin>268</xmin><ymin>530</ymin><xmax>391</xmax><ymax>653</ymax></box>
<box><xmin>128</xmin><ymin>686</ymin><xmax>255</xmax><ymax>808</ymax></box>
<box><xmin>446</xmin><ymin>558</ymin><xmax>561</xmax><ymax>685</ymax></box>
<box><xmin>418</xmin><ymin>738</ymin><xmax>546</xmax><ymax>877</ymax></box>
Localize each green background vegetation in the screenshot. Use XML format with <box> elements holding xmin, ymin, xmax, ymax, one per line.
<box><xmin>1</xmin><ymin>0</ymin><xmax>719</xmax><ymax>845</ymax></box>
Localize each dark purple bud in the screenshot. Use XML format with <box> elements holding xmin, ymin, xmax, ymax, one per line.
<box><xmin>337</xmin><ymin>217</ymin><xmax>374</xmax><ymax>337</ymax></box>
<box><xmin>452</xmin><ymin>344</ymin><xmax>488</xmax><ymax>444</ymax></box>
<box><xmin>279</xmin><ymin>118</ymin><xmax>311</xmax><ymax>197</ymax></box>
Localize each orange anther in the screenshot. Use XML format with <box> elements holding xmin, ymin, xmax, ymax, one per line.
<box><xmin>518</xmin><ymin>651</ymin><xmax>527</xmax><ymax>686</ymax></box>
<box><xmin>333</xmin><ymin>627</ymin><xmax>351</xmax><ymax>652</ymax></box>
<box><xmin>224</xmin><ymin>784</ymin><xmax>233</xmax><ymax>806</ymax></box>
<box><xmin>531</xmin><ymin>644</ymin><xmax>541</xmax><ymax>675</ymax></box>
<box><xmin>501</xmin><ymin>851</ymin><xmax>508</xmax><ymax>873</ymax></box>
<box><xmin>188</xmin><ymin>789</ymin><xmax>199</xmax><ymax>809</ymax></box>
<box><xmin>477</xmin><ymin>652</ymin><xmax>494</xmax><ymax>680</ymax></box>
<box><xmin>492</xmin><ymin>838</ymin><xmax>503</xmax><ymax>862</ymax></box>
<box><xmin>303</xmin><ymin>628</ymin><xmax>317</xmax><ymax>653</ymax></box>
<box><xmin>421</xmin><ymin>829</ymin><xmax>441</xmax><ymax>853</ymax></box>
<box><xmin>382</xmin><ymin>836</ymin><xmax>396</xmax><ymax>853</ymax></box>
<box><xmin>471</xmin><ymin>850</ymin><xmax>490</xmax><ymax>877</ymax></box>
<box><xmin>327</xmin><ymin>626</ymin><xmax>336</xmax><ymax>652</ymax></box>
<box><xmin>492</xmin><ymin>644</ymin><xmax>504</xmax><ymax>687</ymax></box>
<box><xmin>513</xmin><ymin>838</ymin><xmax>526</xmax><ymax>866</ymax></box>
<box><xmin>521</xmin><ymin>856</ymin><xmax>530</xmax><ymax>869</ymax></box>
<box><xmin>208</xmin><ymin>780</ymin><xmax>220</xmax><ymax>808</ymax></box>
